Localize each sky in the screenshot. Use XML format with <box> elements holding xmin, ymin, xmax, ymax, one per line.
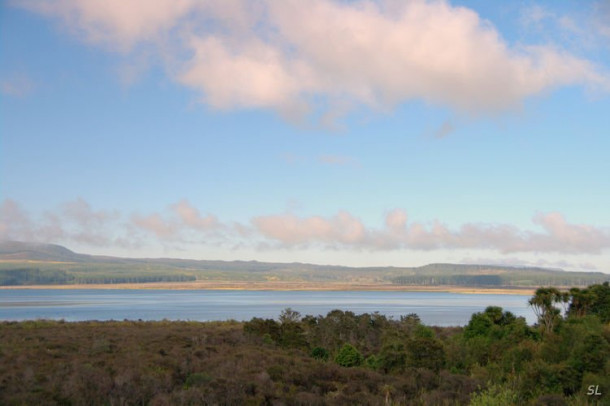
<box><xmin>1</xmin><ymin>0</ymin><xmax>609</xmax><ymax>272</ymax></box>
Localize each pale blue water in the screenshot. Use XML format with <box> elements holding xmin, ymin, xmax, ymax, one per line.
<box><xmin>0</xmin><ymin>290</ymin><xmax>535</xmax><ymax>326</ymax></box>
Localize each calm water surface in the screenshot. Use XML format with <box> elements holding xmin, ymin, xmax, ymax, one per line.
<box><xmin>0</xmin><ymin>290</ymin><xmax>535</xmax><ymax>326</ymax></box>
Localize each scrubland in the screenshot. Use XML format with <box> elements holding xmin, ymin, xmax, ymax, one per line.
<box><xmin>0</xmin><ymin>283</ymin><xmax>609</xmax><ymax>405</ymax></box>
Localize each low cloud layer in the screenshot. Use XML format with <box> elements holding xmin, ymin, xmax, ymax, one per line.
<box><xmin>2</xmin><ymin>199</ymin><xmax>609</xmax><ymax>258</ymax></box>
<box><xmin>253</xmin><ymin>210</ymin><xmax>610</xmax><ymax>254</ymax></box>
<box><xmin>252</xmin><ymin>211</ymin><xmax>366</xmax><ymax>246</ymax></box>
<box><xmin>15</xmin><ymin>0</ymin><xmax>610</xmax><ymax>119</ymax></box>
<box><xmin>0</xmin><ymin>198</ymin><xmax>120</xmax><ymax>247</ymax></box>
<box><xmin>130</xmin><ymin>200</ymin><xmax>220</xmax><ymax>241</ymax></box>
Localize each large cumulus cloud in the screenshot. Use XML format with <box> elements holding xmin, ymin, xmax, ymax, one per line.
<box><xmin>15</xmin><ymin>0</ymin><xmax>610</xmax><ymax>119</ymax></box>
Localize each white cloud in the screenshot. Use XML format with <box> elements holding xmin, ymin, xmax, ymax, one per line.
<box><xmin>178</xmin><ymin>36</ymin><xmax>313</xmax><ymax>114</ymax></box>
<box><xmin>0</xmin><ymin>198</ymin><xmax>221</xmax><ymax>247</ymax></box>
<box><xmin>0</xmin><ymin>199</ymin><xmax>36</xmax><ymax>241</ymax></box>
<box><xmin>0</xmin><ymin>198</ymin><xmax>119</xmax><ymax>246</ymax></box>
<box><xmin>131</xmin><ymin>213</ymin><xmax>176</xmax><ymax>239</ymax></box>
<box><xmin>385</xmin><ymin>208</ymin><xmax>408</xmax><ymax>232</ymax></box>
<box><xmin>252</xmin><ymin>211</ymin><xmax>366</xmax><ymax>246</ymax></box>
<box><xmin>2</xmin><ymin>199</ymin><xmax>609</xmax><ymax>258</ymax></box>
<box><xmin>520</xmin><ymin>4</ymin><xmax>551</xmax><ymax>27</ymax></box>
<box><xmin>594</xmin><ymin>1</ymin><xmax>610</xmax><ymax>39</ymax></box>
<box><xmin>130</xmin><ymin>200</ymin><xmax>220</xmax><ymax>240</ymax></box>
<box><xmin>251</xmin><ymin>210</ymin><xmax>610</xmax><ymax>255</ymax></box>
<box><xmin>0</xmin><ymin>73</ymin><xmax>35</xmax><ymax>97</ymax></box>
<box><xmin>14</xmin><ymin>0</ymin><xmax>610</xmax><ymax>120</ymax></box>
<box><xmin>61</xmin><ymin>198</ymin><xmax>118</xmax><ymax>228</ymax></box>
<box><xmin>171</xmin><ymin>199</ymin><xmax>218</xmax><ymax>231</ymax></box>
<box><xmin>15</xmin><ymin>0</ymin><xmax>200</xmax><ymax>52</ymax></box>
<box><xmin>520</xmin><ymin>2</ymin><xmax>610</xmax><ymax>55</ymax></box>
<box><xmin>458</xmin><ymin>255</ymin><xmax>599</xmax><ymax>272</ymax></box>
<box><xmin>529</xmin><ymin>212</ymin><xmax>610</xmax><ymax>254</ymax></box>
<box><xmin>317</xmin><ymin>154</ymin><xmax>358</xmax><ymax>166</ymax></box>
<box><xmin>431</xmin><ymin>120</ymin><xmax>455</xmax><ymax>139</ymax></box>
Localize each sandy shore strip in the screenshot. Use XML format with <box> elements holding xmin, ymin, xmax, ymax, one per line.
<box><xmin>0</xmin><ymin>281</ymin><xmax>536</xmax><ymax>295</ymax></box>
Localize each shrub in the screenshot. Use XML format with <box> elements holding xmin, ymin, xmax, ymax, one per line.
<box><xmin>469</xmin><ymin>383</ymin><xmax>518</xmax><ymax>406</ymax></box>
<box><xmin>184</xmin><ymin>372</ymin><xmax>212</xmax><ymax>388</ymax></box>
<box><xmin>311</xmin><ymin>347</ymin><xmax>329</xmax><ymax>361</ymax></box>
<box><xmin>334</xmin><ymin>344</ymin><xmax>363</xmax><ymax>367</ymax></box>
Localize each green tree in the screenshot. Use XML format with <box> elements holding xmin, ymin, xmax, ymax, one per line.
<box><xmin>529</xmin><ymin>287</ymin><xmax>566</xmax><ymax>335</ymax></box>
<box><xmin>570</xmin><ymin>333</ymin><xmax>610</xmax><ymax>375</ymax></box>
<box><xmin>407</xmin><ymin>336</ymin><xmax>446</xmax><ymax>372</ymax></box>
<box><xmin>278</xmin><ymin>308</ymin><xmax>306</xmax><ymax>348</ymax></box>
<box><xmin>334</xmin><ymin>343</ymin><xmax>363</xmax><ymax>367</ymax></box>
<box><xmin>279</xmin><ymin>307</ymin><xmax>301</xmax><ymax>324</ymax></box>
<box><xmin>243</xmin><ymin>317</ymin><xmax>280</xmax><ymax>342</ymax></box>
<box><xmin>469</xmin><ymin>384</ymin><xmax>518</xmax><ymax>406</ymax></box>
<box><xmin>364</xmin><ymin>354</ymin><xmax>381</xmax><ymax>370</ymax></box>
<box><xmin>567</xmin><ymin>287</ymin><xmax>596</xmax><ymax>318</ymax></box>
<box><xmin>464</xmin><ymin>312</ymin><xmax>493</xmax><ymax>339</ymax></box>
<box><xmin>567</xmin><ymin>283</ymin><xmax>610</xmax><ymax>322</ymax></box>
<box><xmin>378</xmin><ymin>340</ymin><xmax>407</xmax><ymax>373</ymax></box>
<box><xmin>589</xmin><ymin>282</ymin><xmax>610</xmax><ymax>323</ymax></box>
<box><xmin>311</xmin><ymin>347</ymin><xmax>329</xmax><ymax>361</ymax></box>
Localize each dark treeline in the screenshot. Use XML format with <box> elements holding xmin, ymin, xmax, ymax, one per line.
<box><xmin>391</xmin><ymin>274</ymin><xmax>609</xmax><ymax>287</ymax></box>
<box><xmin>0</xmin><ymin>268</ymin><xmax>74</xmax><ymax>285</ymax></box>
<box><xmin>1</xmin><ymin>283</ymin><xmax>609</xmax><ymax>405</ymax></box>
<box><xmin>391</xmin><ymin>274</ymin><xmax>504</xmax><ymax>286</ymax></box>
<box><xmin>0</xmin><ymin>268</ymin><xmax>196</xmax><ymax>285</ymax></box>
<box><xmin>71</xmin><ymin>275</ymin><xmax>196</xmax><ymax>284</ymax></box>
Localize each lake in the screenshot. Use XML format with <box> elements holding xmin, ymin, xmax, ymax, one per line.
<box><xmin>0</xmin><ymin>289</ymin><xmax>536</xmax><ymax>326</ymax></box>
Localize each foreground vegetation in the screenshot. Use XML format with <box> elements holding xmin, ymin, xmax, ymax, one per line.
<box><xmin>1</xmin><ymin>283</ymin><xmax>609</xmax><ymax>405</ymax></box>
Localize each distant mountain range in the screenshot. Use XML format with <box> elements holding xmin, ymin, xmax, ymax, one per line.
<box><xmin>0</xmin><ymin>241</ymin><xmax>608</xmax><ymax>287</ymax></box>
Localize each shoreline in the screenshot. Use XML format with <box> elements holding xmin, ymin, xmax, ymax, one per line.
<box><xmin>0</xmin><ymin>281</ymin><xmax>536</xmax><ymax>295</ymax></box>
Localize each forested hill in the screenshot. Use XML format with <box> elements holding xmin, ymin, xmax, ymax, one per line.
<box><xmin>0</xmin><ymin>241</ymin><xmax>90</xmax><ymax>262</ymax></box>
<box><xmin>0</xmin><ymin>241</ymin><xmax>608</xmax><ymax>287</ymax></box>
<box><xmin>388</xmin><ymin>263</ymin><xmax>608</xmax><ymax>287</ymax></box>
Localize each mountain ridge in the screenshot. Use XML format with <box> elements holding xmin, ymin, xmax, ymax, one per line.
<box><xmin>0</xmin><ymin>241</ymin><xmax>608</xmax><ymax>287</ymax></box>
<box><xmin>0</xmin><ymin>240</ymin><xmax>578</xmax><ymax>272</ymax></box>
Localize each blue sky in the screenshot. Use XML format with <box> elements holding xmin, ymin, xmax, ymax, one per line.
<box><xmin>1</xmin><ymin>0</ymin><xmax>609</xmax><ymax>272</ymax></box>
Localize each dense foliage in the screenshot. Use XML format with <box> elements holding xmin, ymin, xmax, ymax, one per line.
<box><xmin>390</xmin><ymin>265</ymin><xmax>609</xmax><ymax>287</ymax></box>
<box><xmin>1</xmin><ymin>283</ymin><xmax>609</xmax><ymax>405</ymax></box>
<box><xmin>0</xmin><ymin>268</ymin><xmax>75</xmax><ymax>285</ymax></box>
<box><xmin>0</xmin><ymin>268</ymin><xmax>196</xmax><ymax>285</ymax></box>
